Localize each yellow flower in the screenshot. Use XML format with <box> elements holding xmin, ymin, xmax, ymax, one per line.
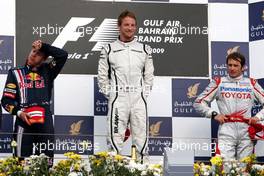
<box><xmin>73</xmin><ymin>163</ymin><xmax>80</xmax><ymax>171</ymax></box>
<box><xmin>58</xmin><ymin>159</ymin><xmax>69</xmax><ymax>167</ymax></box>
<box><xmin>96</xmin><ymin>151</ymin><xmax>109</xmax><ymax>158</ymax></box>
<box><xmin>205</xmin><ymin>165</ymin><xmax>211</xmax><ymax>170</ymax></box>
<box><xmin>114</xmin><ymin>154</ymin><xmax>123</xmax><ymax>161</ymax></box>
<box><xmin>64</xmin><ymin>152</ymin><xmax>75</xmax><ymax>157</ymax></box>
<box><xmin>93</xmin><ymin>159</ymin><xmax>101</xmax><ymax>166</ymax></box>
<box><xmin>193</xmin><ymin>163</ymin><xmax>200</xmax><ymax>170</ymax></box>
<box><xmin>240</xmin><ymin>156</ymin><xmax>251</xmax><ymax>163</ymax></box>
<box><xmin>69</xmin><ymin>154</ymin><xmax>81</xmax><ymax>160</ymax></box>
<box><xmin>64</xmin><ymin>152</ymin><xmax>81</xmax><ymax>160</ymax></box>
<box><xmin>152</xmin><ymin>164</ymin><xmax>162</xmax><ymax>169</ymax></box>
<box><xmin>222</xmin><ymin>170</ymin><xmax>225</xmax><ymax>175</ymax></box>
<box><xmin>240</xmin><ymin>154</ymin><xmax>256</xmax><ymax>164</ymax></box>
<box><xmin>210</xmin><ymin>156</ymin><xmax>222</xmax><ymax>166</ymax></box>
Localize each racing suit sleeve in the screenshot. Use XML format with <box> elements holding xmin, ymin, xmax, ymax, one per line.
<box><xmin>193</xmin><ymin>77</ymin><xmax>221</xmax><ymax>118</ymax></box>
<box><xmin>40</xmin><ymin>43</ymin><xmax>68</xmax><ymax>80</ymax></box>
<box><xmin>143</xmin><ymin>44</ymin><xmax>154</xmax><ymax>94</ymax></box>
<box><xmin>251</xmin><ymin>78</ymin><xmax>264</xmax><ymax>121</ymax></box>
<box><xmin>98</xmin><ymin>44</ymin><xmax>111</xmax><ymax>99</ymax></box>
<box><xmin>1</xmin><ymin>70</ymin><xmax>20</xmax><ymax>115</ymax></box>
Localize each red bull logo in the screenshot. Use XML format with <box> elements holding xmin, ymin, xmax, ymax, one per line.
<box><xmin>22</xmin><ymin>72</ymin><xmax>45</xmax><ymax>89</ymax></box>
<box><xmin>25</xmin><ymin>72</ymin><xmax>42</xmax><ymax>81</ymax></box>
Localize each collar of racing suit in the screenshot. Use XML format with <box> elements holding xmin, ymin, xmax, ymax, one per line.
<box><xmin>26</xmin><ymin>64</ymin><xmax>43</xmax><ymax>72</ymax></box>
<box><xmin>117</xmin><ymin>37</ymin><xmax>137</xmax><ymax>46</ymax></box>
<box><xmin>227</xmin><ymin>74</ymin><xmax>243</xmax><ymax>82</ymax></box>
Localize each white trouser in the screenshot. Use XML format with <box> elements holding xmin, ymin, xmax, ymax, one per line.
<box><xmin>218</xmin><ymin>122</ymin><xmax>253</xmax><ymax>160</ymax></box>
<box><xmin>107</xmin><ymin>91</ymin><xmax>149</xmax><ymax>161</ymax></box>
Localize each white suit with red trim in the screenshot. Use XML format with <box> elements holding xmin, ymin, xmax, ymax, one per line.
<box><xmin>193</xmin><ymin>75</ymin><xmax>264</xmax><ymax>160</ymax></box>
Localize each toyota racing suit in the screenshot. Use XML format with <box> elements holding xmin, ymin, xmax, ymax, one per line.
<box><xmin>98</xmin><ymin>38</ymin><xmax>154</xmax><ymax>161</ymax></box>
<box><xmin>1</xmin><ymin>43</ymin><xmax>68</xmax><ymax>159</ymax></box>
<box><xmin>193</xmin><ymin>75</ymin><xmax>264</xmax><ymax>160</ymax></box>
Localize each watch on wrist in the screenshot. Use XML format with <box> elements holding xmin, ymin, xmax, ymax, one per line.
<box><xmin>211</xmin><ymin>111</ymin><xmax>218</xmax><ymax>119</ymax></box>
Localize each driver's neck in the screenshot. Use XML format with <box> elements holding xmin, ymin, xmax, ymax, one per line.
<box><xmin>119</xmin><ymin>36</ymin><xmax>134</xmax><ymax>43</ymax></box>
<box><xmin>27</xmin><ymin>63</ymin><xmax>41</xmax><ymax>72</ymax></box>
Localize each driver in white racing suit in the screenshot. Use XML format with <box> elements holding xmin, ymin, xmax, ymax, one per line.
<box><xmin>193</xmin><ymin>52</ymin><xmax>264</xmax><ymax>160</ymax></box>
<box><xmin>97</xmin><ymin>10</ymin><xmax>154</xmax><ymax>163</ymax></box>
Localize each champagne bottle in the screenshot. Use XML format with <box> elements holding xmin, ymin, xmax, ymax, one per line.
<box><xmin>131</xmin><ymin>145</ymin><xmax>137</xmax><ymax>162</ymax></box>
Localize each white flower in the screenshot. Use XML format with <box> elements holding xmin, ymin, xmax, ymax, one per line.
<box><xmin>30</xmin><ymin>155</ymin><xmax>38</xmax><ymax>159</ymax></box>
<box><xmin>252</xmin><ymin>164</ymin><xmax>263</xmax><ymax>171</ymax></box>
<box><xmin>141</xmin><ymin>170</ymin><xmax>147</xmax><ymax>175</ymax></box>
<box><xmin>11</xmin><ymin>140</ymin><xmax>17</xmax><ymax>147</ymax></box>
<box><xmin>153</xmin><ymin>172</ymin><xmax>161</xmax><ymax>176</ymax></box>
<box><xmin>224</xmin><ymin>161</ymin><xmax>229</xmax><ymax>166</ymax></box>
<box><xmin>39</xmin><ymin>153</ymin><xmax>48</xmax><ymax>158</ymax></box>
<box><xmin>204</xmin><ymin>171</ymin><xmax>210</xmax><ymax>176</ymax></box>
<box><xmin>68</xmin><ymin>172</ymin><xmax>78</xmax><ymax>176</ymax></box>
<box><xmin>117</xmin><ymin>162</ymin><xmax>123</xmax><ymax>167</ymax></box>
<box><xmin>130</xmin><ymin>168</ymin><xmax>136</xmax><ymax>172</ymax></box>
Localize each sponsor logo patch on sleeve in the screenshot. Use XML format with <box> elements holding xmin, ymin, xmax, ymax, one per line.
<box><xmin>3</xmin><ymin>92</ymin><xmax>16</xmax><ymax>99</ymax></box>
<box><xmin>6</xmin><ymin>83</ymin><xmax>16</xmax><ymax>89</ymax></box>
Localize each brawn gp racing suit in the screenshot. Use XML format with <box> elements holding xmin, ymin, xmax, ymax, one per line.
<box><xmin>193</xmin><ymin>75</ymin><xmax>264</xmax><ymax>160</ymax></box>
<box><xmin>1</xmin><ymin>43</ymin><xmax>68</xmax><ymax>159</ymax></box>
<box><xmin>98</xmin><ymin>38</ymin><xmax>154</xmax><ymax>162</ymax></box>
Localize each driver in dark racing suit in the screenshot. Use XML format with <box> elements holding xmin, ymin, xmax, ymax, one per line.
<box><xmin>1</xmin><ymin>40</ymin><xmax>67</xmax><ymax>161</ymax></box>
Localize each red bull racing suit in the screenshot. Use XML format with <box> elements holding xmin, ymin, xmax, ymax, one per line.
<box><xmin>193</xmin><ymin>75</ymin><xmax>264</xmax><ymax>160</ymax></box>
<box><xmin>1</xmin><ymin>43</ymin><xmax>68</xmax><ymax>159</ymax></box>
<box><xmin>98</xmin><ymin>38</ymin><xmax>154</xmax><ymax>162</ymax></box>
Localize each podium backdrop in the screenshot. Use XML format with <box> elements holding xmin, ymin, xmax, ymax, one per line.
<box><xmin>0</xmin><ymin>0</ymin><xmax>264</xmax><ymax>161</ymax></box>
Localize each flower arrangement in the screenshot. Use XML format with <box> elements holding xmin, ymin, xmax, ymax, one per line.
<box><xmin>50</xmin><ymin>152</ymin><xmax>89</xmax><ymax>176</ymax></box>
<box><xmin>210</xmin><ymin>155</ymin><xmax>223</xmax><ymax>176</ymax></box>
<box><xmin>0</xmin><ymin>157</ymin><xmax>24</xmax><ymax>176</ymax></box>
<box><xmin>194</xmin><ymin>162</ymin><xmax>211</xmax><ymax>176</ymax></box>
<box><xmin>222</xmin><ymin>159</ymin><xmax>246</xmax><ymax>176</ymax></box>
<box><xmin>23</xmin><ymin>153</ymin><xmax>50</xmax><ymax>176</ymax></box>
<box><xmin>89</xmin><ymin>151</ymin><xmax>162</xmax><ymax>176</ymax></box>
<box><xmin>2</xmin><ymin>150</ymin><xmax>264</xmax><ymax>176</ymax></box>
<box><xmin>250</xmin><ymin>164</ymin><xmax>264</xmax><ymax>176</ymax></box>
<box><xmin>194</xmin><ymin>154</ymin><xmax>264</xmax><ymax>176</ymax></box>
<box><xmin>0</xmin><ymin>151</ymin><xmax>162</xmax><ymax>176</ymax></box>
<box><xmin>240</xmin><ymin>154</ymin><xmax>257</xmax><ymax>173</ymax></box>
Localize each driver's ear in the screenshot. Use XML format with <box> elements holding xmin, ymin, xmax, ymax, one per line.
<box><xmin>241</xmin><ymin>65</ymin><xmax>246</xmax><ymax>72</ymax></box>
<box><xmin>42</xmin><ymin>57</ymin><xmax>48</xmax><ymax>62</ymax></box>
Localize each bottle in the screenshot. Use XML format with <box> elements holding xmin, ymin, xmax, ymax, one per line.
<box><xmin>131</xmin><ymin>145</ymin><xmax>137</xmax><ymax>162</ymax></box>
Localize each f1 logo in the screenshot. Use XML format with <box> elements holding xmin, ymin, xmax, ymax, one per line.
<box><xmin>52</xmin><ymin>17</ymin><xmax>95</xmax><ymax>48</ymax></box>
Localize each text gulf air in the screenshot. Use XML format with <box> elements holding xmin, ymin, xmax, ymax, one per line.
<box><xmin>220</xmin><ymin>86</ymin><xmax>252</xmax><ymax>99</ymax></box>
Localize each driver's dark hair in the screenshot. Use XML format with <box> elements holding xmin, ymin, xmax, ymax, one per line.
<box><xmin>118</xmin><ymin>10</ymin><xmax>137</xmax><ymax>26</ymax></box>
<box><xmin>226</xmin><ymin>52</ymin><xmax>246</xmax><ymax>67</ymax></box>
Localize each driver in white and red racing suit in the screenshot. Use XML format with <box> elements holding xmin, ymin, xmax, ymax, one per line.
<box><xmin>194</xmin><ymin>52</ymin><xmax>264</xmax><ymax>160</ymax></box>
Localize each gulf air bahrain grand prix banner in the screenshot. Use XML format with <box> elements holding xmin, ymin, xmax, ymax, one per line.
<box><xmin>16</xmin><ymin>0</ymin><xmax>208</xmax><ymax>77</ymax></box>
